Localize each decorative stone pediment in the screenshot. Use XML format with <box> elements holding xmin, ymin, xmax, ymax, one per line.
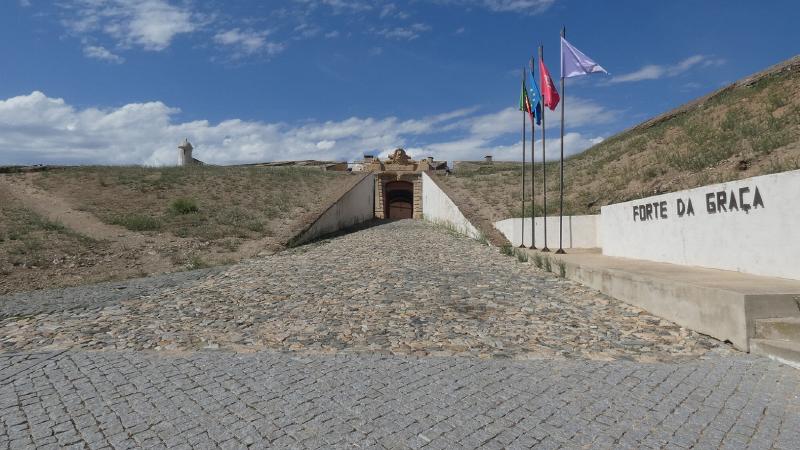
<box><xmin>387</xmin><ymin>148</ymin><xmax>411</xmax><ymax>165</ymax></box>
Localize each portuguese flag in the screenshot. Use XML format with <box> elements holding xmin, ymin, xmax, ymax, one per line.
<box><xmin>518</xmin><ymin>79</ymin><xmax>534</xmax><ymax>123</ymax></box>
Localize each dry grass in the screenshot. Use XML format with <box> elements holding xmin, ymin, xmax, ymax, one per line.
<box><xmin>0</xmin><ymin>166</ymin><xmax>357</xmax><ymax>294</ymax></box>
<box><xmin>0</xmin><ymin>188</ymin><xmax>118</xmax><ymax>294</ymax></box>
<box><xmin>440</xmin><ymin>58</ymin><xmax>800</xmax><ymax>220</ymax></box>
<box><xmin>34</xmin><ymin>165</ymin><xmax>351</xmax><ymax>243</ymax></box>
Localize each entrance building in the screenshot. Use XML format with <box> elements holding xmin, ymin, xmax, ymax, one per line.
<box><xmin>353</xmin><ymin>148</ymin><xmax>447</xmax><ymax>220</ymax></box>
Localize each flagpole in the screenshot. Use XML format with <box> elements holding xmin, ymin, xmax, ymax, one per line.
<box><xmin>557</xmin><ymin>27</ymin><xmax>567</xmax><ymax>254</ymax></box>
<box><xmin>520</xmin><ymin>68</ymin><xmax>526</xmax><ymax>249</ymax></box>
<box><xmin>529</xmin><ymin>62</ymin><xmax>537</xmax><ymax>249</ymax></box>
<box><xmin>539</xmin><ymin>45</ymin><xmax>550</xmax><ymax>252</ymax></box>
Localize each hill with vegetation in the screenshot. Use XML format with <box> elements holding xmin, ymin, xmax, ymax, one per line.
<box><xmin>436</xmin><ymin>56</ymin><xmax>800</xmax><ymax>222</ymax></box>
<box><xmin>0</xmin><ymin>166</ymin><xmax>357</xmax><ymax>294</ymax></box>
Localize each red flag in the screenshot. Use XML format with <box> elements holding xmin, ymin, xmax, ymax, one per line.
<box><xmin>539</xmin><ymin>58</ymin><xmax>560</xmax><ymax>110</ymax></box>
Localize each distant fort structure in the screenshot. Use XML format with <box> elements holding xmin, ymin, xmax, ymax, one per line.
<box><xmin>352</xmin><ymin>148</ymin><xmax>447</xmax><ymax>219</ymax></box>
<box><xmin>178</xmin><ymin>139</ymin><xmax>204</xmax><ymax>166</ymax></box>
<box><xmin>175</xmin><ymin>142</ymin><xmax>449</xmax><ymax>221</ymax></box>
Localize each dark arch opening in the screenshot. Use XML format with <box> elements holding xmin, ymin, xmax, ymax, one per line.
<box><xmin>385</xmin><ymin>181</ymin><xmax>414</xmax><ymax>219</ymax></box>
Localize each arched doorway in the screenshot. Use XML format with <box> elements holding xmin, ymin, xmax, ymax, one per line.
<box><xmin>384</xmin><ymin>181</ymin><xmax>414</xmax><ymax>219</ymax></box>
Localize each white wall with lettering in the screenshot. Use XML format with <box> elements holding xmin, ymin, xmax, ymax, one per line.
<box><xmin>600</xmin><ymin>169</ymin><xmax>800</xmax><ymax>280</ymax></box>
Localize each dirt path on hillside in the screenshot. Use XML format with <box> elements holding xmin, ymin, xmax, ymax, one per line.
<box><xmin>0</xmin><ymin>170</ymin><xmax>368</xmax><ymax>294</ymax></box>
<box><xmin>0</xmin><ymin>174</ymin><xmax>178</xmax><ymax>271</ymax></box>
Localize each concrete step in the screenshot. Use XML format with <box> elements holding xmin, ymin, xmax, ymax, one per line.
<box><xmin>755</xmin><ymin>317</ymin><xmax>800</xmax><ymax>341</ymax></box>
<box><xmin>519</xmin><ymin>248</ymin><xmax>800</xmax><ymax>352</ymax></box>
<box><xmin>750</xmin><ymin>339</ymin><xmax>800</xmax><ymax>368</ymax></box>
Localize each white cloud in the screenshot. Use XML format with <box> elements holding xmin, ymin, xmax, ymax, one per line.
<box><xmin>62</xmin><ymin>0</ymin><xmax>197</xmax><ymax>52</ymax></box>
<box><xmin>375</xmin><ymin>23</ymin><xmax>431</xmax><ymax>40</ymax></box>
<box><xmin>379</xmin><ymin>3</ymin><xmax>397</xmax><ymax>18</ymax></box>
<box><xmin>316</xmin><ymin>0</ymin><xmax>374</xmax><ymax>13</ymax></box>
<box><xmin>0</xmin><ymin>92</ymin><xmax>608</xmax><ymax>167</ymax></box>
<box><xmin>434</xmin><ymin>0</ymin><xmax>554</xmax><ymax>14</ymax></box>
<box><xmin>316</xmin><ymin>140</ymin><xmax>336</xmax><ymax>150</ymax></box>
<box><xmin>422</xmin><ymin>132</ymin><xmax>602</xmax><ymax>163</ymax></box>
<box><xmin>0</xmin><ymin>92</ymin><xmax>456</xmax><ymax>166</ymax></box>
<box><xmin>83</xmin><ymin>45</ymin><xmax>124</xmax><ymax>64</ymax></box>
<box><xmin>480</xmin><ymin>0</ymin><xmax>555</xmax><ymax>13</ymax></box>
<box><xmin>293</xmin><ymin>23</ymin><xmax>321</xmax><ymax>39</ymax></box>
<box><xmin>458</xmin><ymin>97</ymin><xmax>617</xmax><ymax>138</ymax></box>
<box><xmin>214</xmin><ymin>29</ymin><xmax>285</xmax><ymax>57</ymax></box>
<box><xmin>610</xmin><ymin>54</ymin><xmax>726</xmax><ymax>84</ymax></box>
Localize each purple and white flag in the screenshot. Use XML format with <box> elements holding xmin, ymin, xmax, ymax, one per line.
<box><xmin>560</xmin><ymin>36</ymin><xmax>608</xmax><ymax>78</ymax></box>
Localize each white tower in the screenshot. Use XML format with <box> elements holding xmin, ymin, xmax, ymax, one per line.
<box><xmin>178</xmin><ymin>139</ymin><xmax>193</xmax><ymax>166</ymax></box>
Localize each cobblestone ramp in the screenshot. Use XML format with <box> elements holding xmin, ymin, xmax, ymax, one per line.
<box><xmin>2</xmin><ymin>221</ymin><xmax>720</xmax><ymax>360</ymax></box>
<box><xmin>0</xmin><ymin>351</ymin><xmax>799</xmax><ymax>449</ymax></box>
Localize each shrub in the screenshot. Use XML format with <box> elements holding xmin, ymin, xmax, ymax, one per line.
<box><xmin>500</xmin><ymin>244</ymin><xmax>513</xmax><ymax>256</ymax></box>
<box><xmin>555</xmin><ymin>259</ymin><xmax>567</xmax><ymax>278</ymax></box>
<box><xmin>170</xmin><ymin>198</ymin><xmax>199</xmax><ymax>214</ymax></box>
<box><xmin>246</xmin><ymin>221</ymin><xmax>265</xmax><ymax>233</ymax></box>
<box><xmin>187</xmin><ymin>255</ymin><xmax>210</xmax><ymax>270</ymax></box>
<box><xmin>32</xmin><ymin>217</ymin><xmax>67</xmax><ymax>232</ymax></box>
<box><xmin>515</xmin><ymin>249</ymin><xmax>529</xmax><ymax>263</ymax></box>
<box><xmin>111</xmin><ymin>214</ymin><xmax>162</xmax><ymax>231</ymax></box>
<box><xmin>544</xmin><ymin>255</ymin><xmax>552</xmax><ymax>272</ymax></box>
<box><xmin>533</xmin><ymin>253</ymin><xmax>544</xmax><ymax>269</ymax></box>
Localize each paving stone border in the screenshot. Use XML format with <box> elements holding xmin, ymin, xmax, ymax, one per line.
<box><xmin>0</xmin><ymin>350</ymin><xmax>798</xmax><ymax>449</ymax></box>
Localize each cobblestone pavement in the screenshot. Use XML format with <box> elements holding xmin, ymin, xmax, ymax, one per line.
<box><xmin>0</xmin><ymin>268</ymin><xmax>226</xmax><ymax>320</ymax></box>
<box><xmin>1</xmin><ymin>350</ymin><xmax>799</xmax><ymax>449</ymax></box>
<box><xmin>1</xmin><ymin>220</ymin><xmax>799</xmax><ymax>449</ymax></box>
<box><xmin>2</xmin><ymin>221</ymin><xmax>720</xmax><ymax>362</ymax></box>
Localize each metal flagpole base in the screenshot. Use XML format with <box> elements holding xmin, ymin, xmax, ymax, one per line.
<box><xmin>528</xmin><ymin>245</ymin><xmax>537</xmax><ymax>250</ymax></box>
<box><xmin>518</xmin><ymin>244</ymin><xmax>526</xmax><ymax>249</ymax></box>
<box><xmin>555</xmin><ymin>248</ymin><xmax>566</xmax><ymax>254</ymax></box>
<box><xmin>541</xmin><ymin>247</ymin><xmax>550</xmax><ymax>252</ymax></box>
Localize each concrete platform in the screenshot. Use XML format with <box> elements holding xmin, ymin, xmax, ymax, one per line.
<box><xmin>523</xmin><ymin>248</ymin><xmax>800</xmax><ymax>352</ymax></box>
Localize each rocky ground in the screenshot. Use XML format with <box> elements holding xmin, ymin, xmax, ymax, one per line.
<box><xmin>1</xmin><ymin>220</ymin><xmax>721</xmax><ymax>362</ymax></box>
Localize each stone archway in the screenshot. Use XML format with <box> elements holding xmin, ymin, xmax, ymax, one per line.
<box><xmin>384</xmin><ymin>181</ymin><xmax>414</xmax><ymax>219</ymax></box>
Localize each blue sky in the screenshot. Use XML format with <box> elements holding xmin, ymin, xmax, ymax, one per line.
<box><xmin>0</xmin><ymin>0</ymin><xmax>798</xmax><ymax>166</ymax></box>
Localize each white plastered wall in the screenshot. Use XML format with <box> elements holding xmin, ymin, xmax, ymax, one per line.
<box><xmin>292</xmin><ymin>174</ymin><xmax>375</xmax><ymax>246</ymax></box>
<box><xmin>421</xmin><ymin>172</ymin><xmax>482</xmax><ymax>239</ymax></box>
<box><xmin>494</xmin><ymin>216</ymin><xmax>600</xmax><ymax>249</ymax></box>
<box><xmin>600</xmin><ymin>169</ymin><xmax>800</xmax><ymax>280</ymax></box>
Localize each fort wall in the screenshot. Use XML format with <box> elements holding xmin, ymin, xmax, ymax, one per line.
<box><xmin>601</xmin><ymin>169</ymin><xmax>800</xmax><ymax>280</ymax></box>
<box><xmin>290</xmin><ymin>173</ymin><xmax>375</xmax><ymax>246</ymax></box>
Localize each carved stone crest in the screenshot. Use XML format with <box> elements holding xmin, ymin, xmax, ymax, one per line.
<box><xmin>386</xmin><ymin>148</ymin><xmax>411</xmax><ymax>165</ymax></box>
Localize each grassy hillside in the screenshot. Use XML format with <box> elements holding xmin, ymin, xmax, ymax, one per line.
<box><xmin>0</xmin><ymin>166</ymin><xmax>357</xmax><ymax>294</ymax></box>
<box><xmin>0</xmin><ymin>188</ymin><xmax>114</xmax><ymax>294</ymax></box>
<box><xmin>438</xmin><ymin>56</ymin><xmax>800</xmax><ymax>221</ymax></box>
<box><xmin>33</xmin><ymin>165</ymin><xmax>350</xmax><ymax>242</ymax></box>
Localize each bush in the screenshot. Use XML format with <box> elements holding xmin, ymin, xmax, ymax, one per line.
<box><xmin>187</xmin><ymin>255</ymin><xmax>210</xmax><ymax>270</ymax></box>
<box><xmin>533</xmin><ymin>253</ymin><xmax>544</xmax><ymax>269</ymax></box>
<box><xmin>555</xmin><ymin>259</ymin><xmax>567</xmax><ymax>278</ymax></box>
<box><xmin>515</xmin><ymin>249</ymin><xmax>529</xmax><ymax>263</ymax></box>
<box><xmin>500</xmin><ymin>244</ymin><xmax>513</xmax><ymax>256</ymax></box>
<box><xmin>170</xmin><ymin>198</ymin><xmax>199</xmax><ymax>215</ymax></box>
<box><xmin>111</xmin><ymin>214</ymin><xmax>162</xmax><ymax>231</ymax></box>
